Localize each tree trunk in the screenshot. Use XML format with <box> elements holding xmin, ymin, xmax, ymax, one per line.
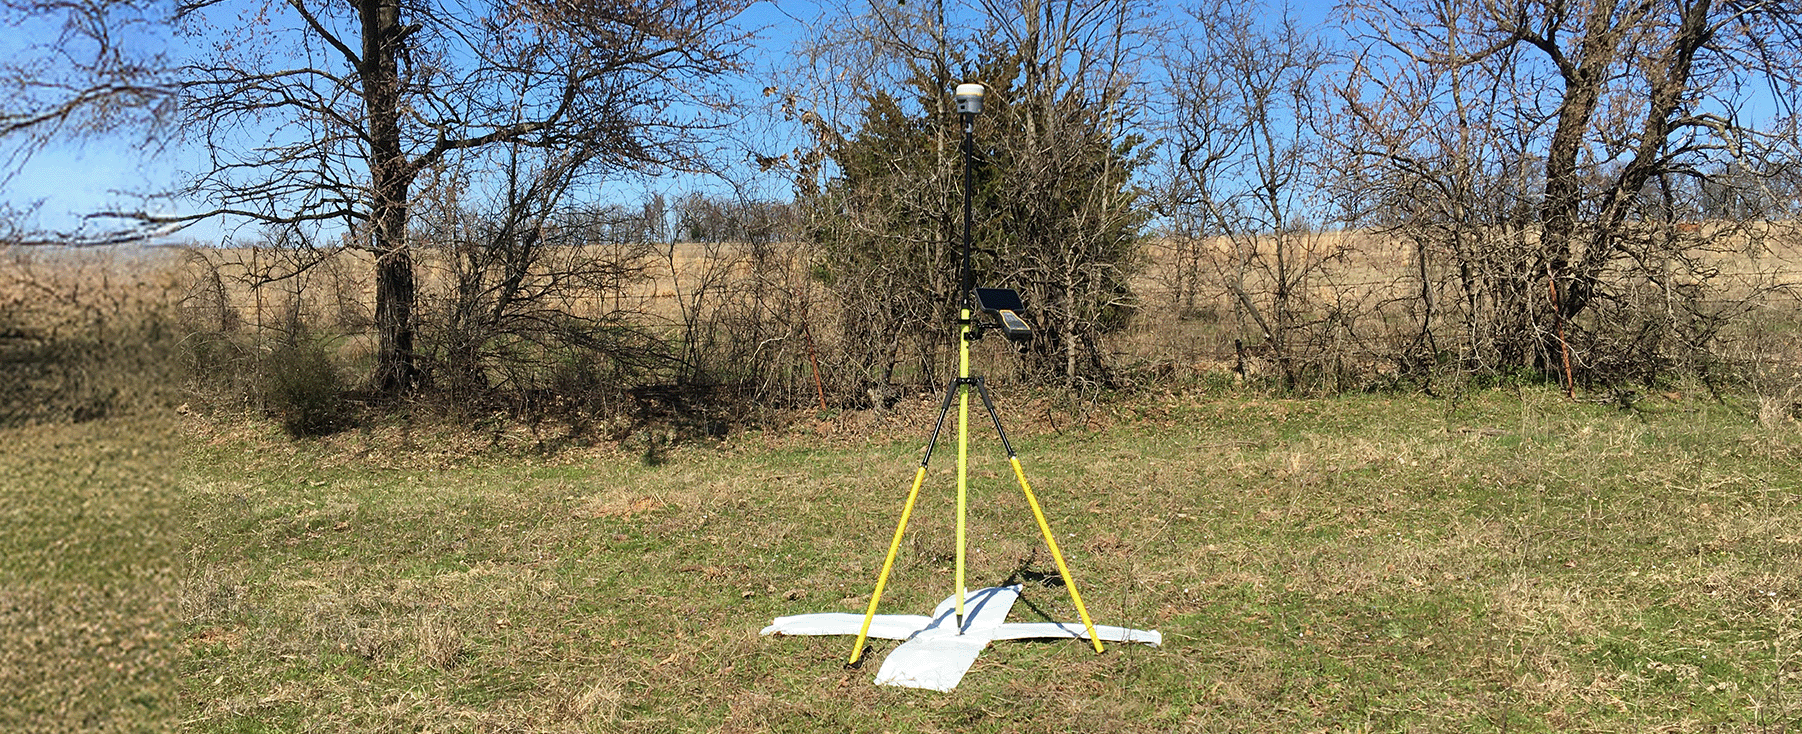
<box><xmin>1564</xmin><ymin>0</ymin><xmax>1712</xmax><ymax>318</ymax></box>
<box><xmin>1064</xmin><ymin>255</ymin><xmax>1078</xmax><ymax>387</ymax></box>
<box><xmin>361</xmin><ymin>0</ymin><xmax>418</xmax><ymax>394</ymax></box>
<box><xmin>372</xmin><ymin>210</ymin><xmax>415</xmax><ymax>393</ymax></box>
<box><xmin>1528</xmin><ymin>0</ymin><xmax>1710</xmax><ymax>371</ymax></box>
<box><xmin>1535</xmin><ymin>0</ymin><xmax>1622</xmax><ymax>326</ymax></box>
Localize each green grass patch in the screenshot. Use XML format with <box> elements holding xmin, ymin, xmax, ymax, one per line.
<box><xmin>11</xmin><ymin>386</ymin><xmax>1802</xmax><ymax>731</ymax></box>
<box><xmin>0</xmin><ymin>416</ymin><xmax>184</xmax><ymax>733</ymax></box>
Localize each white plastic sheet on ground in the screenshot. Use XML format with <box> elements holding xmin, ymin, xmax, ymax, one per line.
<box><xmin>761</xmin><ymin>585</ymin><xmax>1161</xmax><ymax>691</ymax></box>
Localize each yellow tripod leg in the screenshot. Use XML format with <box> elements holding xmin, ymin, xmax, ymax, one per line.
<box><xmin>1010</xmin><ymin>457</ymin><xmax>1105</xmax><ymax>653</ymax></box>
<box><xmin>955</xmin><ymin>310</ymin><xmax>972</xmax><ymax>629</ymax></box>
<box><xmin>954</xmin><ymin>382</ymin><xmax>968</xmax><ymax>628</ymax></box>
<box><xmin>848</xmin><ymin>465</ymin><xmax>929</xmax><ymax>666</ymax></box>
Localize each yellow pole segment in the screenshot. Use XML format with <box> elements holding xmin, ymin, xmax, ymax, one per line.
<box><xmin>955</xmin><ymin>310</ymin><xmax>971</xmax><ymax>627</ymax></box>
<box><xmin>1009</xmin><ymin>456</ymin><xmax>1105</xmax><ymax>653</ymax></box>
<box><xmin>848</xmin><ymin>465</ymin><xmax>931</xmax><ymax>665</ymax></box>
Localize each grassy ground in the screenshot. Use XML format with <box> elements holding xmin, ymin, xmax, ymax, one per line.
<box><xmin>10</xmin><ymin>385</ymin><xmax>1802</xmax><ymax>732</ymax></box>
<box><xmin>1</xmin><ymin>415</ymin><xmax>184</xmax><ymax>732</ymax></box>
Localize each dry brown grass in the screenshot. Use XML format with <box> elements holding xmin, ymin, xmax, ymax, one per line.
<box><xmin>13</xmin><ymin>221</ymin><xmax>1798</xmax><ymax>420</ymax></box>
<box><xmin>1132</xmin><ymin>223</ymin><xmax>1802</xmax><ymax>386</ymax></box>
<box><xmin>176</xmin><ymin>239</ymin><xmax>796</xmax><ymax>334</ymax></box>
<box><xmin>0</xmin><ymin>245</ymin><xmax>192</xmax><ymax>423</ymax></box>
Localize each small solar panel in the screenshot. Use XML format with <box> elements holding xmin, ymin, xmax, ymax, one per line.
<box><xmin>974</xmin><ymin>288</ymin><xmax>1025</xmax><ymax>313</ymax></box>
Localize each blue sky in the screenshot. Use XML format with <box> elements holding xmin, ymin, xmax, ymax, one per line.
<box><xmin>0</xmin><ymin>0</ymin><xmax>1335</xmax><ymax>245</ymax></box>
<box><xmin>0</xmin><ymin>0</ymin><xmax>805</xmax><ymax>244</ymax></box>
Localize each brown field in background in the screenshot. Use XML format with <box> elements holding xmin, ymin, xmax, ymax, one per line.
<box><xmin>6</xmin><ymin>223</ymin><xmax>1802</xmax><ymax>398</ymax></box>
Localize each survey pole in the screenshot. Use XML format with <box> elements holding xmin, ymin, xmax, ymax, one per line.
<box><xmin>952</xmin><ymin>83</ymin><xmax>982</xmax><ymax>632</ymax></box>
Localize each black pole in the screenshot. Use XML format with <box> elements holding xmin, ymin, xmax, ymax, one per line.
<box><xmin>960</xmin><ymin>111</ymin><xmax>975</xmax><ymax>321</ymax></box>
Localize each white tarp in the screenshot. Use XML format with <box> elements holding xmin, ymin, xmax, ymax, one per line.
<box><xmin>761</xmin><ymin>585</ymin><xmax>1161</xmax><ymax>691</ymax></box>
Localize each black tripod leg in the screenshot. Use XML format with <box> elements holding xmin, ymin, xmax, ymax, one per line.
<box><xmin>919</xmin><ymin>377</ymin><xmax>962</xmax><ymax>466</ymax></box>
<box><xmin>847</xmin><ymin>378</ymin><xmax>962</xmax><ymax>666</ymax></box>
<box><xmin>971</xmin><ymin>378</ymin><xmax>1106</xmax><ymax>652</ymax></box>
<box><xmin>971</xmin><ymin>378</ymin><xmax>1018</xmax><ymax>457</ymax></box>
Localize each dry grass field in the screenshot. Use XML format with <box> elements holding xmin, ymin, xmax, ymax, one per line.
<box><xmin>15</xmin><ymin>220</ymin><xmax>1795</xmax><ymax>401</ymax></box>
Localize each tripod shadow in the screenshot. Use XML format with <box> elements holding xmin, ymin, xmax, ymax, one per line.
<box><xmin>1000</xmin><ymin>550</ymin><xmax>1068</xmax><ymax>625</ymax></box>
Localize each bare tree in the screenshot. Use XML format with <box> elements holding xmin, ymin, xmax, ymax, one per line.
<box><xmin>977</xmin><ymin>0</ymin><xmax>1156</xmax><ymax>388</ymax></box>
<box><xmin>1337</xmin><ymin>0</ymin><xmax>1802</xmax><ymax>378</ymax></box>
<box><xmin>1160</xmin><ymin>0</ymin><xmax>1342</xmax><ymax>388</ymax></box>
<box><xmin>0</xmin><ymin>0</ymin><xmax>752</xmax><ymax>394</ymax></box>
<box><xmin>411</xmin><ymin>144</ymin><xmax>670</xmax><ymax>410</ymax></box>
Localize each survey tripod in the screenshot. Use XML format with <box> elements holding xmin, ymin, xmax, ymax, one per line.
<box><xmin>847</xmin><ymin>83</ymin><xmax>1103</xmax><ymax>666</ymax></box>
